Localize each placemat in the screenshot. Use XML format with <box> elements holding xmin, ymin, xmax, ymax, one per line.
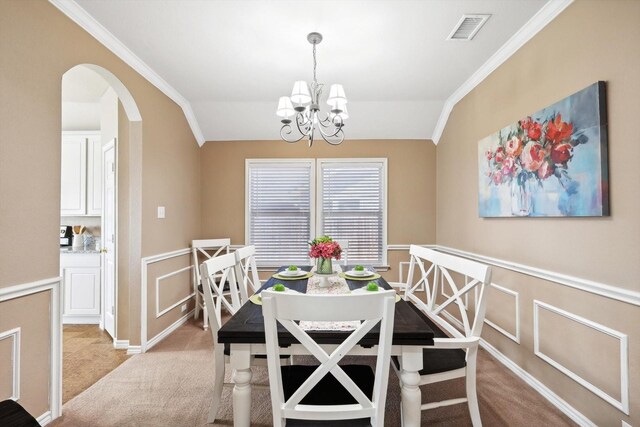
<box><xmin>271</xmin><ymin>271</ymin><xmax>314</xmax><ymax>281</ymax></box>
<box><xmin>339</xmin><ymin>272</ymin><xmax>381</xmax><ymax>281</ymax></box>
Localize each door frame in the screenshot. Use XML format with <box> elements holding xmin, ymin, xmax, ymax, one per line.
<box><xmin>100</xmin><ymin>138</ymin><xmax>118</xmax><ymax>341</ymax></box>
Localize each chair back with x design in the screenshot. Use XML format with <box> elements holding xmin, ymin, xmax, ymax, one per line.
<box><xmin>262</xmin><ymin>290</ymin><xmax>395</xmax><ymax>426</ymax></box>
<box><xmin>403</xmin><ymin>244</ymin><xmax>491</xmax><ymax>342</ymax></box>
<box><xmin>201</xmin><ymin>252</ymin><xmax>243</xmax><ymax>320</ymax></box>
<box><xmin>234</xmin><ymin>245</ymin><xmax>261</xmax><ymax>296</ymax></box>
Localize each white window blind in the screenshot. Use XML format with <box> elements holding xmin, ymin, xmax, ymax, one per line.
<box><xmin>246</xmin><ymin>160</ymin><xmax>314</xmax><ymax>266</ymax></box>
<box><xmin>318</xmin><ymin>160</ymin><xmax>387</xmax><ymax>266</ymax></box>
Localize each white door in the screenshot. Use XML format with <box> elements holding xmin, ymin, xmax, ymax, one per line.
<box><xmin>87</xmin><ymin>135</ymin><xmax>103</xmax><ymax>215</ymax></box>
<box><xmin>101</xmin><ymin>139</ymin><xmax>116</xmax><ymax>338</ymax></box>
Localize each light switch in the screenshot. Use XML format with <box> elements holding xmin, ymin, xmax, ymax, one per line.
<box><xmin>157</xmin><ymin>206</ymin><xmax>165</xmax><ymax>219</ymax></box>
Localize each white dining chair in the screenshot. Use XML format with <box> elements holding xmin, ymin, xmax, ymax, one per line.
<box><xmin>262</xmin><ymin>290</ymin><xmax>396</xmax><ymax>427</ymax></box>
<box><xmin>393</xmin><ymin>245</ymin><xmax>492</xmax><ymax>427</ymax></box>
<box><xmin>191</xmin><ymin>238</ymin><xmax>231</xmax><ymax>330</ymax></box>
<box><xmin>334</xmin><ymin>239</ymin><xmax>349</xmax><ymax>266</ymax></box>
<box><xmin>201</xmin><ymin>252</ymin><xmax>287</xmax><ymax>424</ymax></box>
<box><xmin>200</xmin><ymin>252</ymin><xmax>249</xmax><ymax>423</ymax></box>
<box><xmin>234</xmin><ymin>245</ymin><xmax>262</xmax><ymax>296</ymax></box>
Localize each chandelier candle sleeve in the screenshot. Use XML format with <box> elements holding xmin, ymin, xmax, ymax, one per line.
<box><xmin>276</xmin><ymin>32</ymin><xmax>348</xmax><ymax>147</ymax></box>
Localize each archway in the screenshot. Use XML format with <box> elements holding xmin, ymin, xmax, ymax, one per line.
<box><xmin>60</xmin><ymin>63</ymin><xmax>143</xmax><ymax>403</ymax></box>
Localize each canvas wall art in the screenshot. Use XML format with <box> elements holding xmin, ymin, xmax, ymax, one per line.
<box><xmin>478</xmin><ymin>81</ymin><xmax>609</xmax><ymax>217</ymax></box>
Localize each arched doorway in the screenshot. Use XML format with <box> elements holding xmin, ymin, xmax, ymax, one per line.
<box><xmin>60</xmin><ymin>63</ymin><xmax>142</xmax><ymax>403</ymax></box>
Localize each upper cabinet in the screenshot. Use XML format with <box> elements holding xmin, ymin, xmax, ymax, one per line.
<box><xmin>61</xmin><ymin>131</ymin><xmax>102</xmax><ymax>216</ymax></box>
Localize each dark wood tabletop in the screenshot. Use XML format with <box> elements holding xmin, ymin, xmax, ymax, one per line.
<box><xmin>218</xmin><ymin>266</ymin><xmax>435</xmax><ymax>347</ymax></box>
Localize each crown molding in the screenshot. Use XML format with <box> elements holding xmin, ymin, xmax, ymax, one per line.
<box><xmin>431</xmin><ymin>0</ymin><xmax>574</xmax><ymax>145</ymax></box>
<box><xmin>49</xmin><ymin>0</ymin><xmax>205</xmax><ymax>146</ymax></box>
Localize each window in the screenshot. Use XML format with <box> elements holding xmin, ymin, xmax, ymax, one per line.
<box><xmin>246</xmin><ymin>159</ymin><xmax>314</xmax><ymax>266</ymax></box>
<box><xmin>246</xmin><ymin>158</ymin><xmax>387</xmax><ymax>267</ymax></box>
<box><xmin>318</xmin><ymin>159</ymin><xmax>387</xmax><ymax>266</ymax></box>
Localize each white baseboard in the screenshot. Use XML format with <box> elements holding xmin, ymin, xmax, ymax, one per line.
<box><xmin>37</xmin><ymin>410</ymin><xmax>52</xmax><ymax>425</ymax></box>
<box><xmin>479</xmin><ymin>339</ymin><xmax>595</xmax><ymax>427</ymax></box>
<box><xmin>126</xmin><ymin>345</ymin><xmax>142</xmax><ymax>355</ymax></box>
<box><xmin>63</xmin><ymin>315</ymin><xmax>100</xmax><ymax>324</ymax></box>
<box><xmin>144</xmin><ymin>309</ymin><xmax>194</xmax><ymax>352</ymax></box>
<box><xmin>114</xmin><ymin>339</ymin><xmax>129</xmax><ymax>350</ymax></box>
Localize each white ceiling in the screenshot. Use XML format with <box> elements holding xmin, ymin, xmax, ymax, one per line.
<box><xmin>71</xmin><ymin>0</ymin><xmax>549</xmax><ymax>142</ymax></box>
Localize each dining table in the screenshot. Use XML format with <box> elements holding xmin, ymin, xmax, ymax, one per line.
<box><xmin>217</xmin><ymin>265</ymin><xmax>435</xmax><ymax>427</ymax></box>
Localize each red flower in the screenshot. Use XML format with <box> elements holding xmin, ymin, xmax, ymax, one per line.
<box><xmin>494</xmin><ymin>146</ymin><xmax>505</xmax><ymax>163</ymax></box>
<box><xmin>486</xmin><ymin>150</ymin><xmax>493</xmax><ymax>160</ymax></box>
<box><xmin>521</xmin><ymin>117</ymin><xmax>542</xmax><ymax>140</ymax></box>
<box><xmin>551</xmin><ymin>142</ymin><xmax>572</xmax><ymax>164</ymax></box>
<box><xmin>546</xmin><ymin>114</ymin><xmax>573</xmax><ymax>144</ymax></box>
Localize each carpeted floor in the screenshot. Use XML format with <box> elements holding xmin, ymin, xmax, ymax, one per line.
<box><xmin>62</xmin><ymin>325</ymin><xmax>129</xmax><ymax>403</ymax></box>
<box><xmin>51</xmin><ymin>320</ymin><xmax>575</xmax><ymax>426</ymax></box>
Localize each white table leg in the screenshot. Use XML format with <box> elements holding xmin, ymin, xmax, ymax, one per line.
<box><xmin>230</xmin><ymin>344</ymin><xmax>252</xmax><ymax>427</ymax></box>
<box><xmin>400</xmin><ymin>347</ymin><xmax>423</xmax><ymax>427</ymax></box>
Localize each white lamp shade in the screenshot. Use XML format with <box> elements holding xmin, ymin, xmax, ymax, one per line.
<box><xmin>276</xmin><ymin>96</ymin><xmax>294</xmax><ymax>118</ymax></box>
<box><xmin>290</xmin><ymin>81</ymin><xmax>311</xmax><ymax>105</ymax></box>
<box><xmin>327</xmin><ymin>84</ymin><xmax>347</xmax><ymax>105</ymax></box>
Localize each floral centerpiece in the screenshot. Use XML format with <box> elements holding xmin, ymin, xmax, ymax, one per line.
<box><xmin>309</xmin><ymin>236</ymin><xmax>342</xmax><ymax>274</ymax></box>
<box><xmin>484</xmin><ymin>113</ymin><xmax>584</xmax><ymax>215</ymax></box>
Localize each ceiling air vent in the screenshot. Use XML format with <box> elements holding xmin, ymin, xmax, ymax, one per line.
<box><xmin>447</xmin><ymin>14</ymin><xmax>491</xmax><ymax>41</ymax></box>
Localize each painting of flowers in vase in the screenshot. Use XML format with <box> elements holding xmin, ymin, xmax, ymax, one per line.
<box><xmin>478</xmin><ymin>81</ymin><xmax>609</xmax><ymax>217</ymax></box>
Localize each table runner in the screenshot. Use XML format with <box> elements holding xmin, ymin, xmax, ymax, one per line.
<box><xmin>299</xmin><ymin>274</ymin><xmax>360</xmax><ymax>331</ymax></box>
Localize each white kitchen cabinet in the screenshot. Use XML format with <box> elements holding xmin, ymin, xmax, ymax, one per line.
<box><xmin>61</xmin><ymin>253</ymin><xmax>101</xmax><ymax>324</ymax></box>
<box><xmin>60</xmin><ymin>131</ymin><xmax>102</xmax><ymax>216</ymax></box>
<box><xmin>60</xmin><ymin>135</ymin><xmax>87</xmax><ymax>215</ymax></box>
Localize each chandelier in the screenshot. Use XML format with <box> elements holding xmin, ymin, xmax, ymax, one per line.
<box><xmin>276</xmin><ymin>32</ymin><xmax>348</xmax><ymax>147</ymax></box>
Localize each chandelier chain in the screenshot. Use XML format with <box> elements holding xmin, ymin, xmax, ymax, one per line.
<box><xmin>312</xmin><ymin>43</ymin><xmax>317</xmax><ymax>85</ymax></box>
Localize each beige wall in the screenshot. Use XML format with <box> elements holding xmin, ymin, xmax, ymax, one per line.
<box><xmin>436</xmin><ymin>0</ymin><xmax>640</xmax><ymax>424</ymax></box>
<box><xmin>0</xmin><ymin>292</ymin><xmax>51</xmax><ymax>417</ymax></box>
<box><xmin>199</xmin><ymin>139</ymin><xmax>436</xmax><ymax>281</ymax></box>
<box><xmin>0</xmin><ymin>0</ymin><xmax>202</xmax><ymax>416</ymax></box>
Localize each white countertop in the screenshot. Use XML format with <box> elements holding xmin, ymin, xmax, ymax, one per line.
<box><xmin>60</xmin><ymin>246</ymin><xmax>100</xmax><ymax>254</ymax></box>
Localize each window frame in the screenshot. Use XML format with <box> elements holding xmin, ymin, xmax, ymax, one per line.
<box><xmin>245</xmin><ymin>158</ymin><xmax>388</xmax><ymax>268</ymax></box>
<box><xmin>316</xmin><ymin>158</ymin><xmax>388</xmax><ymax>267</ymax></box>
<box><xmin>245</xmin><ymin>158</ymin><xmax>316</xmax><ymax>267</ymax></box>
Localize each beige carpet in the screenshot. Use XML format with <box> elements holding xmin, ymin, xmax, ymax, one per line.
<box><xmin>51</xmin><ymin>320</ymin><xmax>575</xmax><ymax>426</ymax></box>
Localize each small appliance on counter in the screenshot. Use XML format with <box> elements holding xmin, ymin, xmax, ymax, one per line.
<box><xmin>60</xmin><ymin>225</ymin><xmax>73</xmax><ymax>247</ymax></box>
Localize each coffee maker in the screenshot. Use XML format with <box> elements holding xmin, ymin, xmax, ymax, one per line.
<box><xmin>60</xmin><ymin>225</ymin><xmax>73</xmax><ymax>246</ymax></box>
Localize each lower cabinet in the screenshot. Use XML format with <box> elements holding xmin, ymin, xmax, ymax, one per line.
<box><xmin>61</xmin><ymin>253</ymin><xmax>101</xmax><ymax>324</ymax></box>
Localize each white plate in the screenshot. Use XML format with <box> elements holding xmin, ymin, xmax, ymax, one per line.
<box><xmin>351</xmin><ymin>287</ymin><xmax>401</xmax><ymax>301</ymax></box>
<box><xmin>346</xmin><ymin>269</ymin><xmax>373</xmax><ymax>277</ymax></box>
<box><xmin>279</xmin><ymin>269</ymin><xmax>306</xmax><ymax>277</ymax></box>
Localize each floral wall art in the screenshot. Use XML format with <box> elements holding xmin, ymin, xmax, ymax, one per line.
<box><xmin>478</xmin><ymin>81</ymin><xmax>609</xmax><ymax>217</ymax></box>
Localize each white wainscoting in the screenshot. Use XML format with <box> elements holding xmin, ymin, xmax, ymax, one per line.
<box><xmin>0</xmin><ymin>277</ymin><xmax>62</xmax><ymax>422</ymax></box>
<box><xmin>388</xmin><ymin>243</ymin><xmax>636</xmax><ymax>425</ymax></box>
<box><xmin>0</xmin><ymin>327</ymin><xmax>21</xmax><ymax>401</ymax></box>
<box><xmin>155</xmin><ymin>265</ymin><xmax>195</xmax><ymax>318</ymax></box>
<box><xmin>483</xmin><ymin>283</ymin><xmax>520</xmax><ymax>344</ymax></box>
<box><xmin>141</xmin><ymin>248</ymin><xmax>194</xmax><ymax>352</ymax></box>
<box><xmin>533</xmin><ymin>300</ymin><xmax>629</xmax><ymax>414</ymax></box>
